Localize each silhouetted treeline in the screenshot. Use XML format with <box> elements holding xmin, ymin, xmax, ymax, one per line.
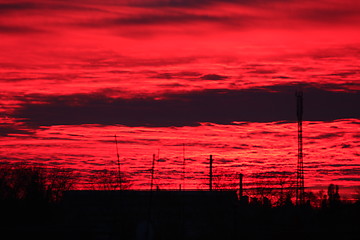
<box><xmin>0</xmin><ymin>164</ymin><xmax>77</xmax><ymax>233</ymax></box>
<box><xmin>90</xmin><ymin>169</ymin><xmax>132</xmax><ymax>190</ymax></box>
<box><xmin>0</xmin><ymin>164</ymin><xmax>359</xmax><ymax>240</ymax></box>
<box><xmin>0</xmin><ymin>164</ymin><xmax>76</xmax><ymax>203</ymax></box>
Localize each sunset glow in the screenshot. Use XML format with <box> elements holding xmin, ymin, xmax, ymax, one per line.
<box><xmin>1</xmin><ymin>0</ymin><xmax>359</xmax><ymax>198</ymax></box>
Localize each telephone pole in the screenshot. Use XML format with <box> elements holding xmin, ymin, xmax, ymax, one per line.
<box><xmin>114</xmin><ymin>135</ymin><xmax>122</xmax><ymax>190</ymax></box>
<box><xmin>296</xmin><ymin>90</ymin><xmax>305</xmax><ymax>205</ymax></box>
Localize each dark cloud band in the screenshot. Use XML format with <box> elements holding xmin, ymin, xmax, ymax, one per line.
<box><xmin>13</xmin><ymin>86</ymin><xmax>360</xmax><ymax>127</ymax></box>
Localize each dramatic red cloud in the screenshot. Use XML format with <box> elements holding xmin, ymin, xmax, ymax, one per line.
<box><xmin>0</xmin><ymin>0</ymin><xmax>359</xmax><ymax>197</ymax></box>
<box><xmin>1</xmin><ymin>120</ymin><xmax>359</xmax><ymax>198</ymax></box>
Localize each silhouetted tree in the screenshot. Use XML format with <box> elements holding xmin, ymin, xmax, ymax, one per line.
<box><xmin>354</xmin><ymin>187</ymin><xmax>360</xmax><ymax>204</ymax></box>
<box><xmin>304</xmin><ymin>191</ymin><xmax>318</xmax><ymax>207</ymax></box>
<box><xmin>302</xmin><ymin>190</ymin><xmax>327</xmax><ymax>208</ymax></box>
<box><xmin>198</xmin><ymin>169</ymin><xmax>238</xmax><ymax>191</ymax></box>
<box><xmin>327</xmin><ymin>184</ymin><xmax>341</xmax><ymax>207</ymax></box>
<box><xmin>212</xmin><ymin>170</ymin><xmax>238</xmax><ymax>191</ymax></box>
<box><xmin>0</xmin><ymin>164</ymin><xmax>76</xmax><ymax>203</ymax></box>
<box><xmin>0</xmin><ymin>165</ymin><xmax>46</xmax><ymax>203</ymax></box>
<box><xmin>250</xmin><ymin>172</ymin><xmax>275</xmax><ymax>205</ymax></box>
<box><xmin>46</xmin><ymin>167</ymin><xmax>77</xmax><ymax>202</ymax></box>
<box><xmin>273</xmin><ymin>173</ymin><xmax>295</xmax><ymax>207</ymax></box>
<box><xmin>91</xmin><ymin>169</ymin><xmax>132</xmax><ymax>190</ymax></box>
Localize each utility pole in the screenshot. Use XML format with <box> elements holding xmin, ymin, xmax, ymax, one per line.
<box><xmin>296</xmin><ymin>90</ymin><xmax>305</xmax><ymax>205</ymax></box>
<box><xmin>114</xmin><ymin>135</ymin><xmax>122</xmax><ymax>190</ymax></box>
<box><xmin>150</xmin><ymin>154</ymin><xmax>156</xmax><ymax>191</ymax></box>
<box><xmin>239</xmin><ymin>173</ymin><xmax>244</xmax><ymax>198</ymax></box>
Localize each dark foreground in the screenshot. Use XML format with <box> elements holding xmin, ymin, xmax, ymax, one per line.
<box><xmin>1</xmin><ymin>190</ymin><xmax>359</xmax><ymax>240</ymax></box>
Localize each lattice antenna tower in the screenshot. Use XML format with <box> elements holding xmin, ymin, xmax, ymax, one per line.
<box><xmin>296</xmin><ymin>89</ymin><xmax>305</xmax><ymax>205</ymax></box>
<box><xmin>182</xmin><ymin>143</ymin><xmax>186</xmax><ymax>190</ymax></box>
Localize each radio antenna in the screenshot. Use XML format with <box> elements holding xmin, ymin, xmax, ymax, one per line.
<box><xmin>114</xmin><ymin>134</ymin><xmax>122</xmax><ymax>190</ymax></box>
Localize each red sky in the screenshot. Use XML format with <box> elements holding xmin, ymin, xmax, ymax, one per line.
<box><xmin>0</xmin><ymin>0</ymin><xmax>359</xmax><ymax>198</ymax></box>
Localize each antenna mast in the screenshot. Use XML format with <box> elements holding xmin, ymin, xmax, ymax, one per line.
<box><xmin>296</xmin><ymin>90</ymin><xmax>305</xmax><ymax>205</ymax></box>
<box><xmin>209</xmin><ymin>155</ymin><xmax>213</xmax><ymax>191</ymax></box>
<box><xmin>150</xmin><ymin>154</ymin><xmax>156</xmax><ymax>191</ymax></box>
<box><xmin>239</xmin><ymin>173</ymin><xmax>244</xmax><ymax>198</ymax></box>
<box><xmin>114</xmin><ymin>135</ymin><xmax>122</xmax><ymax>190</ymax></box>
<box><xmin>182</xmin><ymin>143</ymin><xmax>186</xmax><ymax>190</ymax></box>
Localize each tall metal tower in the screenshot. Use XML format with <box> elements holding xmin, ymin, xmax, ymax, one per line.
<box><xmin>296</xmin><ymin>90</ymin><xmax>305</xmax><ymax>205</ymax></box>
<box><xmin>182</xmin><ymin>143</ymin><xmax>186</xmax><ymax>190</ymax></box>
<box><xmin>209</xmin><ymin>155</ymin><xmax>213</xmax><ymax>191</ymax></box>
